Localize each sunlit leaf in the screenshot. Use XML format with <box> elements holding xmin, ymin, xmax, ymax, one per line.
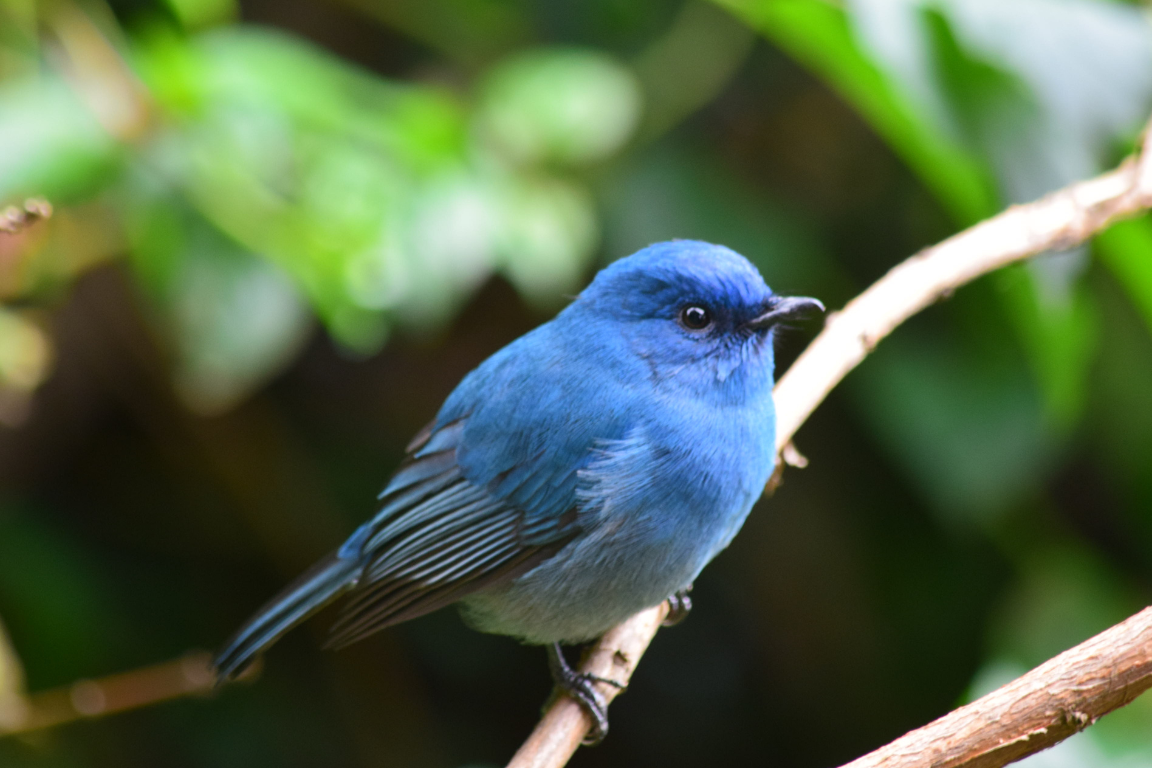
<box><xmin>850</xmin><ymin>0</ymin><xmax>1152</xmax><ymax>204</ymax></box>
<box><xmin>937</xmin><ymin>0</ymin><xmax>1152</xmax><ymax>204</ymax></box>
<box><xmin>125</xmin><ymin>186</ymin><xmax>312</xmax><ymax>414</ymax></box>
<box><xmin>495</xmin><ymin>174</ymin><xmax>597</xmax><ymax>304</ymax></box>
<box><xmin>140</xmin><ymin>27</ymin><xmax>468</xmax><ymax>168</ymax></box>
<box><xmin>132</xmin><ymin>30</ymin><xmax>620</xmax><ymax>350</ymax></box>
<box><xmin>133</xmin><ymin>28</ymin><xmax>473</xmax><ymax>348</ymax></box>
<box><xmin>921</xmin><ymin>0</ymin><xmax>1152</xmax><ymax>325</ymax></box>
<box><xmin>723</xmin><ymin>0</ymin><xmax>1143</xmax><ymax>431</ymax></box>
<box><xmin>915</xmin><ymin>7</ymin><xmax>1100</xmax><ymax>428</ymax></box>
<box><xmin>0</xmin><ymin>76</ymin><xmax>121</xmax><ymax>202</ymax></box>
<box><xmin>392</xmin><ymin>170</ymin><xmax>501</xmax><ymax>325</ymax></box>
<box><xmin>168</xmin><ymin>247</ymin><xmax>311</xmax><ymax>415</ymax></box>
<box><xmin>476</xmin><ymin>48</ymin><xmax>642</xmax><ymax>167</ymax></box>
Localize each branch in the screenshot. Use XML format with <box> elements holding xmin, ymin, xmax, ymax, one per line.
<box><xmin>773</xmin><ymin>131</ymin><xmax>1152</xmax><ymax>449</ymax></box>
<box><xmin>0</xmin><ymin>651</ymin><xmax>257</xmax><ymax>737</ymax></box>
<box><xmin>841</xmin><ymin>607</ymin><xmax>1152</xmax><ymax>768</ymax></box>
<box><xmin>0</xmin><ymin>199</ymin><xmax>52</xmax><ymax>235</ymax></box>
<box><xmin>508</xmin><ymin>605</ymin><xmax>668</xmax><ymax>766</ymax></box>
<box><xmin>506</xmin><ymin>119</ymin><xmax>1152</xmax><ymax>768</ymax></box>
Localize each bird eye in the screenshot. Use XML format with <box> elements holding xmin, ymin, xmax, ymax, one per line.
<box><xmin>679</xmin><ymin>305</ymin><xmax>712</xmax><ymax>330</ymax></box>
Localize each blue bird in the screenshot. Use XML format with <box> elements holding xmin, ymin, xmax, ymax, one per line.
<box><xmin>214</xmin><ymin>240</ymin><xmax>822</xmax><ymax>741</ymax></box>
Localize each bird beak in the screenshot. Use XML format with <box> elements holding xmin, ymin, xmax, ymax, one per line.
<box><xmin>746</xmin><ymin>296</ymin><xmax>825</xmax><ymax>330</ymax></box>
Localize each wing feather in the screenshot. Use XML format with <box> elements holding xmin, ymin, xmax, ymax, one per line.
<box><xmin>325</xmin><ymin>418</ymin><xmax>578</xmax><ymax>649</ymax></box>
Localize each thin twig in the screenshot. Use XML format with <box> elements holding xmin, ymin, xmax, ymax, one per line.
<box><xmin>0</xmin><ymin>199</ymin><xmax>52</xmax><ymax>235</ymax></box>
<box><xmin>506</xmin><ymin>118</ymin><xmax>1152</xmax><ymax>768</ymax></box>
<box><xmin>773</xmin><ymin>124</ymin><xmax>1152</xmax><ymax>450</ymax></box>
<box><xmin>507</xmin><ymin>605</ymin><xmax>668</xmax><ymax>766</ymax></box>
<box><xmin>0</xmin><ymin>651</ymin><xmax>258</xmax><ymax>737</ymax></box>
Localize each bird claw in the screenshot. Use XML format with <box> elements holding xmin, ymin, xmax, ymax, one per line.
<box><xmin>662</xmin><ymin>586</ymin><xmax>693</xmax><ymax>626</ymax></box>
<box><xmin>546</xmin><ymin>643</ymin><xmax>624</xmax><ymax>745</ymax></box>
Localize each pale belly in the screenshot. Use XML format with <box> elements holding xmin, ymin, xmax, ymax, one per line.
<box><xmin>459</xmin><ymin>490</ymin><xmax>759</xmax><ymax>644</ymax></box>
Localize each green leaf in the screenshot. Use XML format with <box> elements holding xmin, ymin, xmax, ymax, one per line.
<box><xmin>140</xmin><ymin>27</ymin><xmax>468</xmax><ymax>169</ymax></box>
<box><xmin>721</xmin><ymin>0</ymin><xmax>1142</xmax><ymax>430</ymax></box>
<box><xmin>998</xmin><ymin>263</ymin><xmax>1098</xmax><ymax>430</ymax></box>
<box><xmin>849</xmin><ymin>0</ymin><xmax>1152</xmax><ymax>205</ymax></box>
<box><xmin>921</xmin><ymin>9</ymin><xmax>1099</xmax><ymax>428</ymax></box>
<box><xmin>476</xmin><ymin>48</ymin><xmax>642</xmax><ymax>167</ymax></box>
<box><xmin>167</xmin><ymin>243</ymin><xmax>312</xmax><ymax>414</ymax></box>
<box><xmin>1095</xmin><ymin>215</ymin><xmax>1152</xmax><ymax>336</ymax></box>
<box><xmin>133</xmin><ymin>28</ymin><xmax>473</xmax><ymax>349</ymax></box>
<box><xmin>494</xmin><ymin>174</ymin><xmax>598</xmax><ymax>304</ymax></box>
<box><xmin>0</xmin><ymin>76</ymin><xmax>121</xmax><ymax>202</ymax></box>
<box><xmin>714</xmin><ymin>0</ymin><xmax>996</xmax><ymax>224</ymax></box>
<box><xmin>133</xmin><ymin>30</ymin><xmax>619</xmax><ymax>350</ymax></box>
<box><xmin>162</xmin><ymin>0</ymin><xmax>237</xmax><ymax>29</ymax></box>
<box><xmin>125</xmin><ymin>183</ymin><xmax>312</xmax><ymax>413</ymax></box>
<box><xmin>632</xmin><ymin>1</ymin><xmax>756</xmax><ymax>138</ymax></box>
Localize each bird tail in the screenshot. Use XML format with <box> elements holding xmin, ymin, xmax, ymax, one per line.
<box><xmin>214</xmin><ymin>550</ymin><xmax>362</xmax><ymax>682</ymax></box>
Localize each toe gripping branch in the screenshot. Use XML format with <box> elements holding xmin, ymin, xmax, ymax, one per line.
<box><xmin>545</xmin><ymin>588</ymin><xmax>692</xmax><ymax>745</ymax></box>
<box><xmin>662</xmin><ymin>586</ymin><xmax>693</xmax><ymax>627</ymax></box>
<box><xmin>546</xmin><ymin>643</ymin><xmax>625</xmax><ymax>745</ymax></box>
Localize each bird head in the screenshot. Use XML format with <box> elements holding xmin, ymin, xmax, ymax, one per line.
<box><xmin>569</xmin><ymin>240</ymin><xmax>823</xmax><ymax>400</ymax></box>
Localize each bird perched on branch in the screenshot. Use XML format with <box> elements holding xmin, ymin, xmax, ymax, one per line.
<box><xmin>214</xmin><ymin>240</ymin><xmax>822</xmax><ymax>742</ymax></box>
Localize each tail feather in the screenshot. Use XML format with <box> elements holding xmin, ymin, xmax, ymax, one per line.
<box><xmin>214</xmin><ymin>551</ymin><xmax>361</xmax><ymax>682</ymax></box>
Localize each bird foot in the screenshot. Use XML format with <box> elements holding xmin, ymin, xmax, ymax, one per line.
<box><xmin>546</xmin><ymin>642</ymin><xmax>625</xmax><ymax>745</ymax></box>
<box><xmin>662</xmin><ymin>586</ymin><xmax>693</xmax><ymax>626</ymax></box>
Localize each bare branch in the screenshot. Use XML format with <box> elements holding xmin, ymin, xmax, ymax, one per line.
<box><xmin>0</xmin><ymin>199</ymin><xmax>52</xmax><ymax>235</ymax></box>
<box><xmin>841</xmin><ymin>607</ymin><xmax>1152</xmax><ymax>768</ymax></box>
<box><xmin>773</xmin><ymin>122</ymin><xmax>1152</xmax><ymax>451</ymax></box>
<box><xmin>506</xmin><ymin>605</ymin><xmax>668</xmax><ymax>768</ymax></box>
<box><xmin>0</xmin><ymin>651</ymin><xmax>258</xmax><ymax>737</ymax></box>
<box><xmin>506</xmin><ymin>118</ymin><xmax>1152</xmax><ymax>768</ymax></box>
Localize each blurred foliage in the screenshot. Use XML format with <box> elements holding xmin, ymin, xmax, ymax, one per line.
<box><xmin>4</xmin><ymin>5</ymin><xmax>636</xmax><ymax>410</ymax></box>
<box><xmin>0</xmin><ymin>616</ymin><xmax>26</xmax><ymax>733</ymax></box>
<box><xmin>2</xmin><ymin>0</ymin><xmax>1152</xmax><ymax>766</ymax></box>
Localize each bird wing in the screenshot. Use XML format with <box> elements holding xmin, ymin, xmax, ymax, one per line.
<box><xmin>328</xmin><ymin>324</ymin><xmax>642</xmax><ymax>647</ymax></box>
<box><xmin>325</xmin><ymin>417</ymin><xmax>580</xmax><ymax>648</ymax></box>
